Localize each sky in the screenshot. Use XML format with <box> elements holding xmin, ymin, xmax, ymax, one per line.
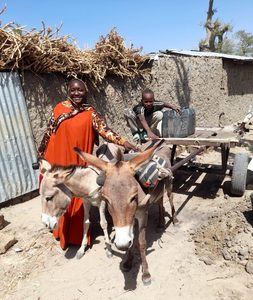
<box><xmin>0</xmin><ymin>0</ymin><xmax>252</xmax><ymax>53</ymax></box>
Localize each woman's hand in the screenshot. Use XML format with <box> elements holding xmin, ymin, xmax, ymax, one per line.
<box><xmin>123</xmin><ymin>141</ymin><xmax>140</xmax><ymax>152</ymax></box>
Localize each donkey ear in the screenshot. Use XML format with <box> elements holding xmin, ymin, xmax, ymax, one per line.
<box><xmin>39</xmin><ymin>159</ymin><xmax>52</xmax><ymax>174</ymax></box>
<box><xmin>73</xmin><ymin>147</ymin><xmax>108</xmax><ymax>171</ymax></box>
<box><xmin>53</xmin><ymin>167</ymin><xmax>75</xmax><ymax>181</ymax></box>
<box><xmin>128</xmin><ymin>146</ymin><xmax>156</xmax><ymax>171</ymax></box>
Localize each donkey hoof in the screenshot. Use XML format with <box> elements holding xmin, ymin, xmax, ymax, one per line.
<box><xmin>142</xmin><ymin>274</ymin><xmax>151</xmax><ymax>286</ymax></box>
<box><xmin>76</xmin><ymin>250</ymin><xmax>85</xmax><ymax>260</ymax></box>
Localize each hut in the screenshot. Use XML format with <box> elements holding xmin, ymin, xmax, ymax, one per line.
<box><xmin>1</xmin><ymin>23</ymin><xmax>253</xmax><ymax>205</ymax></box>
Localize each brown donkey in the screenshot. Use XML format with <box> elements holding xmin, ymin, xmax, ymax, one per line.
<box><xmin>74</xmin><ymin>143</ymin><xmax>176</xmax><ymax>285</ymax></box>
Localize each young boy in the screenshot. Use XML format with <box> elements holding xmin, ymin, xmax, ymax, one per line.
<box><xmin>124</xmin><ymin>88</ymin><xmax>181</xmax><ymax>141</ymax></box>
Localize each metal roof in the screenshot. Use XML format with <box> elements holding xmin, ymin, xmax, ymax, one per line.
<box><xmin>152</xmin><ymin>49</ymin><xmax>253</xmax><ymax>62</ymax></box>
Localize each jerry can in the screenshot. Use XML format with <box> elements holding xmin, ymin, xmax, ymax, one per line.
<box><xmin>162</xmin><ymin>107</ymin><xmax>196</xmax><ymax>138</ymax></box>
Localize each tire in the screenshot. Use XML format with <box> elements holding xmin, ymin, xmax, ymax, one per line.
<box><xmin>231</xmin><ymin>153</ymin><xmax>249</xmax><ymax>196</ymax></box>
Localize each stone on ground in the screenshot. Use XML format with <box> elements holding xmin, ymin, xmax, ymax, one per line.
<box><xmin>0</xmin><ymin>232</ymin><xmax>17</xmax><ymax>254</ymax></box>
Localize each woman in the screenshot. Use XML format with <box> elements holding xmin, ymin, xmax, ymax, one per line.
<box><xmin>38</xmin><ymin>78</ymin><xmax>137</xmax><ymax>250</ymax></box>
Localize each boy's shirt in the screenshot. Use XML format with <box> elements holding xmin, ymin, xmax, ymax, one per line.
<box><xmin>133</xmin><ymin>101</ymin><xmax>164</xmax><ymax>117</ymax></box>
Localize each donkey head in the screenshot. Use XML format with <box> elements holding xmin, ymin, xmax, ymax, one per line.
<box><xmin>74</xmin><ymin>146</ymin><xmax>156</xmax><ymax>251</ymax></box>
<box><xmin>39</xmin><ymin>160</ymin><xmax>74</xmax><ymax>230</ymax></box>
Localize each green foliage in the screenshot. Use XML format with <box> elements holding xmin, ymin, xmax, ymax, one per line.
<box><xmin>221</xmin><ymin>30</ymin><xmax>253</xmax><ymax>56</ymax></box>
<box><xmin>221</xmin><ymin>37</ymin><xmax>235</xmax><ymax>54</ymax></box>
<box><xmin>236</xmin><ymin>30</ymin><xmax>253</xmax><ymax>55</ymax></box>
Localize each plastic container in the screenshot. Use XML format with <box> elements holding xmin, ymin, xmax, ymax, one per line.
<box><xmin>162</xmin><ymin>107</ymin><xmax>196</xmax><ymax>138</ymax></box>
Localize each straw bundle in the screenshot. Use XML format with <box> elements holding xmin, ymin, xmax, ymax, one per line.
<box><xmin>0</xmin><ymin>17</ymin><xmax>149</xmax><ymax>88</ymax></box>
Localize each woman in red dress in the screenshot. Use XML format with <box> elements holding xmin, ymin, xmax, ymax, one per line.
<box><xmin>38</xmin><ymin>78</ymin><xmax>136</xmax><ymax>250</ymax></box>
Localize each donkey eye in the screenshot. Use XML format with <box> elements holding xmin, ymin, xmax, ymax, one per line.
<box><xmin>45</xmin><ymin>196</ymin><xmax>54</xmax><ymax>202</ymax></box>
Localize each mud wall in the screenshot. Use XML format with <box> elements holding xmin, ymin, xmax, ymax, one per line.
<box><xmin>21</xmin><ymin>54</ymin><xmax>253</xmax><ymax>150</ymax></box>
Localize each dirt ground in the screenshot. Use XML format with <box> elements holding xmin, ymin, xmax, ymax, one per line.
<box><xmin>1</xmin><ymin>147</ymin><xmax>253</xmax><ymax>300</ymax></box>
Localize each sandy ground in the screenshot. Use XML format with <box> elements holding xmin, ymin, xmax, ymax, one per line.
<box><xmin>1</xmin><ymin>148</ymin><xmax>253</xmax><ymax>300</ymax></box>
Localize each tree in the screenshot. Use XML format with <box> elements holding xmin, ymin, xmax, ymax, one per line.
<box><xmin>236</xmin><ymin>30</ymin><xmax>253</xmax><ymax>56</ymax></box>
<box><xmin>221</xmin><ymin>37</ymin><xmax>235</xmax><ymax>54</ymax></box>
<box><xmin>221</xmin><ymin>31</ymin><xmax>253</xmax><ymax>56</ymax></box>
<box><xmin>199</xmin><ymin>0</ymin><xmax>231</xmax><ymax>52</ymax></box>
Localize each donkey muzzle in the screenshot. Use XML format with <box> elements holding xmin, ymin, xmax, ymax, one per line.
<box><xmin>114</xmin><ymin>226</ymin><xmax>133</xmax><ymax>251</ymax></box>
<box><xmin>41</xmin><ymin>213</ymin><xmax>58</xmax><ymax>230</ymax></box>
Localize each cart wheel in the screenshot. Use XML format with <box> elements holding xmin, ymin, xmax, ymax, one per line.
<box><xmin>231</xmin><ymin>153</ymin><xmax>249</xmax><ymax>196</ymax></box>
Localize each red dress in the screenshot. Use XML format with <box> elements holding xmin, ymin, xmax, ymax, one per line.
<box><xmin>44</xmin><ymin>101</ymin><xmax>96</xmax><ymax>249</ymax></box>
<box><xmin>39</xmin><ymin>99</ymin><xmax>126</xmax><ymax>249</ymax></box>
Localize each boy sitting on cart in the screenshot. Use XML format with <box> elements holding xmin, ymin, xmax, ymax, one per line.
<box><xmin>124</xmin><ymin>88</ymin><xmax>181</xmax><ymax>141</ymax></box>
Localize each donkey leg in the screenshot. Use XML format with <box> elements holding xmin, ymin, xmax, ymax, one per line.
<box><xmin>169</xmin><ymin>193</ymin><xmax>179</xmax><ymax>224</ymax></box>
<box><xmin>99</xmin><ymin>200</ymin><xmax>113</xmax><ymax>258</ymax></box>
<box><xmin>136</xmin><ymin>208</ymin><xmax>151</xmax><ymax>285</ymax></box>
<box><xmin>165</xmin><ymin>179</ymin><xmax>178</xmax><ymax>224</ymax></box>
<box><xmin>157</xmin><ymin>197</ymin><xmax>165</xmax><ymax>228</ymax></box>
<box><xmin>122</xmin><ymin>246</ymin><xmax>134</xmax><ymax>271</ymax></box>
<box><xmin>76</xmin><ymin>201</ymin><xmax>91</xmax><ymax>259</ymax></box>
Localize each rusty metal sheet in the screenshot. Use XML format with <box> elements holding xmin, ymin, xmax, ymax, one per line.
<box><xmin>0</xmin><ymin>72</ymin><xmax>38</xmax><ymax>203</ymax></box>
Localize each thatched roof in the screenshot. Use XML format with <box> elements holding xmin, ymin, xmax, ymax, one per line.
<box><xmin>0</xmin><ymin>13</ymin><xmax>149</xmax><ymax>89</ymax></box>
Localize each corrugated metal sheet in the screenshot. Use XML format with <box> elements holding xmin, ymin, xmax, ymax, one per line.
<box><xmin>152</xmin><ymin>49</ymin><xmax>253</xmax><ymax>62</ymax></box>
<box><xmin>0</xmin><ymin>72</ymin><xmax>38</xmax><ymax>203</ymax></box>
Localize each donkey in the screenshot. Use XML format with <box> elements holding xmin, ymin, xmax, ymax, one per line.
<box><xmin>39</xmin><ymin>160</ymin><xmax>112</xmax><ymax>259</ymax></box>
<box><xmin>74</xmin><ymin>143</ymin><xmax>176</xmax><ymax>285</ymax></box>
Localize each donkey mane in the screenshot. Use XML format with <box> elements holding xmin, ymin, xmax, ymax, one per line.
<box><xmin>51</xmin><ymin>164</ymin><xmax>87</xmax><ymax>172</ymax></box>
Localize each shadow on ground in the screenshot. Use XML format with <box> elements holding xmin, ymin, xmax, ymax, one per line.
<box><xmin>64</xmin><ymin>168</ymin><xmax>232</xmax><ymax>290</ymax></box>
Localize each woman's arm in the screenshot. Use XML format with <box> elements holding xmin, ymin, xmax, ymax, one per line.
<box><xmin>92</xmin><ymin>111</ymin><xmax>138</xmax><ymax>151</ymax></box>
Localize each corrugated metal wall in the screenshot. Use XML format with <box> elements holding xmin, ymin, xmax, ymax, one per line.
<box><xmin>0</xmin><ymin>72</ymin><xmax>38</xmax><ymax>203</ymax></box>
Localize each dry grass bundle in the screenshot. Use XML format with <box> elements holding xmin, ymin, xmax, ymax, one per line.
<box><xmin>0</xmin><ymin>14</ymin><xmax>149</xmax><ymax>88</ymax></box>
<box><xmin>95</xmin><ymin>29</ymin><xmax>147</xmax><ymax>79</ymax></box>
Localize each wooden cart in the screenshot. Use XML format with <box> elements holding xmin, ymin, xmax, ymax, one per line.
<box><xmin>161</xmin><ymin>127</ymin><xmax>252</xmax><ymax>196</ymax></box>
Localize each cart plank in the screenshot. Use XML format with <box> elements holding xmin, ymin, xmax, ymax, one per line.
<box><xmin>161</xmin><ymin>137</ymin><xmax>238</xmax><ymax>147</ymax></box>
